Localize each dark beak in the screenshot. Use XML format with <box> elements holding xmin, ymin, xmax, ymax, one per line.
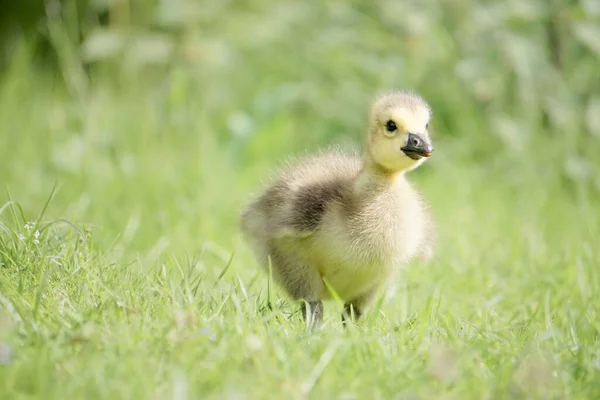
<box><xmin>401</xmin><ymin>133</ymin><xmax>433</xmax><ymax>160</ymax></box>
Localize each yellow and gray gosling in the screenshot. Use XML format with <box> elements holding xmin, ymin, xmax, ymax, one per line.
<box><xmin>240</xmin><ymin>90</ymin><xmax>436</xmax><ymax>326</ymax></box>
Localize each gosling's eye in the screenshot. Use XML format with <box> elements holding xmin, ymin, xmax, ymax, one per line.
<box><xmin>385</xmin><ymin>120</ymin><xmax>397</xmax><ymax>132</ymax></box>
<box><xmin>426</xmin><ymin>123</ymin><xmax>429</xmax><ymax>130</ymax></box>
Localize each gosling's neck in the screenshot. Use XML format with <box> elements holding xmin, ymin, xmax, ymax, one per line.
<box><xmin>353</xmin><ymin>155</ymin><xmax>407</xmax><ymax>199</ymax></box>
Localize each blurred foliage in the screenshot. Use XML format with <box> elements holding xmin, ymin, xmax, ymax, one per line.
<box><xmin>1</xmin><ymin>0</ymin><xmax>600</xmax><ymax>190</ymax></box>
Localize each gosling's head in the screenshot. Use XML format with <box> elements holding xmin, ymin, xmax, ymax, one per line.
<box><xmin>366</xmin><ymin>90</ymin><xmax>434</xmax><ymax>174</ymax></box>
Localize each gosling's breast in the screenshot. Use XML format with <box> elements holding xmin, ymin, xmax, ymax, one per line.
<box><xmin>307</xmin><ymin>198</ymin><xmax>423</xmax><ymax>299</ymax></box>
<box><xmin>341</xmin><ymin>188</ymin><xmax>427</xmax><ymax>264</ymax></box>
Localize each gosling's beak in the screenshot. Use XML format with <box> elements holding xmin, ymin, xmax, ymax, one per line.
<box><xmin>401</xmin><ymin>133</ymin><xmax>433</xmax><ymax>160</ymax></box>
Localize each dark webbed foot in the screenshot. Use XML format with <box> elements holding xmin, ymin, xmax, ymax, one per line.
<box><xmin>341</xmin><ymin>302</ymin><xmax>362</xmax><ymax>326</ymax></box>
<box><xmin>301</xmin><ymin>300</ymin><xmax>323</xmax><ymax>327</ymax></box>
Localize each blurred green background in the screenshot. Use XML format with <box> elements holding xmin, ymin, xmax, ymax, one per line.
<box><xmin>0</xmin><ymin>1</ymin><xmax>599</xmax><ymax>399</ymax></box>
<box><xmin>1</xmin><ymin>0</ymin><xmax>599</xmax><ymax>250</ymax></box>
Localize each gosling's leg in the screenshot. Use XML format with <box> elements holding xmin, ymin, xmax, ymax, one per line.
<box><xmin>341</xmin><ymin>288</ymin><xmax>378</xmax><ymax>326</ymax></box>
<box><xmin>301</xmin><ymin>300</ymin><xmax>324</xmax><ymax>327</ymax></box>
<box><xmin>341</xmin><ymin>302</ymin><xmax>362</xmax><ymax>326</ymax></box>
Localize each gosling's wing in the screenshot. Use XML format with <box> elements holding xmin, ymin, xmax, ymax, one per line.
<box><xmin>239</xmin><ymin>179</ymin><xmax>318</xmax><ymax>242</ymax></box>
<box><xmin>278</xmin><ymin>180</ymin><xmax>348</xmax><ymax>238</ymax></box>
<box><xmin>269</xmin><ymin>148</ymin><xmax>361</xmax><ymax>240</ymax></box>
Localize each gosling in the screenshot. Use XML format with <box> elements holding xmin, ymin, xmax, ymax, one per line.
<box><xmin>240</xmin><ymin>90</ymin><xmax>436</xmax><ymax>326</ymax></box>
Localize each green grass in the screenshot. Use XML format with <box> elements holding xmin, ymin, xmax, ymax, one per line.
<box><xmin>1</xmin><ymin>3</ymin><xmax>600</xmax><ymax>397</ymax></box>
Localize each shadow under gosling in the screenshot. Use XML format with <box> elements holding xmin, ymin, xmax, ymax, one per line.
<box><xmin>240</xmin><ymin>90</ymin><xmax>436</xmax><ymax>326</ymax></box>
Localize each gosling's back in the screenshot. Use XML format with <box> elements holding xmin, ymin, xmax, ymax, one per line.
<box><xmin>240</xmin><ymin>147</ymin><xmax>362</xmax><ymax>251</ymax></box>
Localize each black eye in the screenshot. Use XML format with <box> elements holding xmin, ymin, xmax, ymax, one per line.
<box><xmin>385</xmin><ymin>120</ymin><xmax>397</xmax><ymax>132</ymax></box>
<box><xmin>426</xmin><ymin>123</ymin><xmax>429</xmax><ymax>130</ymax></box>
